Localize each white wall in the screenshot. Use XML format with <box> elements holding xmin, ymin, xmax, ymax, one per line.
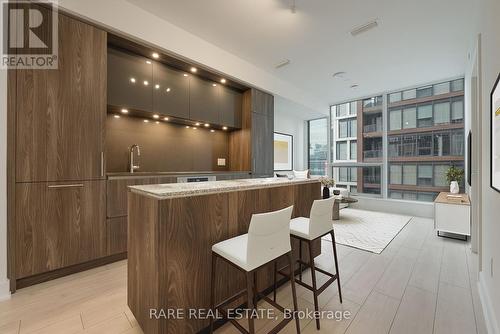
<box><xmin>274</xmin><ymin>96</ymin><xmax>323</xmax><ymax>171</ymax></box>
<box><xmin>477</xmin><ymin>0</ymin><xmax>500</xmax><ymax>332</ymax></box>
<box><xmin>0</xmin><ymin>68</ymin><xmax>9</xmax><ymax>300</ymax></box>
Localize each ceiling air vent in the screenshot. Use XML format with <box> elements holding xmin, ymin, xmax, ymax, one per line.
<box><xmin>350</xmin><ymin>20</ymin><xmax>378</xmax><ymax>37</ymax></box>
<box><xmin>275</xmin><ymin>59</ymin><xmax>291</xmax><ymax>69</ymax></box>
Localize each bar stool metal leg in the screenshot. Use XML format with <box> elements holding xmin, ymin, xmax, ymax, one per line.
<box><xmin>209</xmin><ymin>255</ymin><xmax>217</xmax><ymax>334</ymax></box>
<box><xmin>307</xmin><ymin>240</ymin><xmax>320</xmax><ymax>330</ymax></box>
<box><xmin>331</xmin><ymin>231</ymin><xmax>343</xmax><ymax>303</ymax></box>
<box><xmin>287</xmin><ymin>252</ymin><xmax>301</xmax><ymax>334</ymax></box>
<box><xmin>298</xmin><ymin>240</ymin><xmax>303</xmax><ymax>281</ymax></box>
<box><xmin>246</xmin><ymin>272</ymin><xmax>256</xmax><ymax>334</ymax></box>
<box><xmin>273</xmin><ymin>261</ymin><xmax>278</xmax><ymax>302</ymax></box>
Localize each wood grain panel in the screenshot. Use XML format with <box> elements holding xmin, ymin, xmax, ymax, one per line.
<box><xmin>106</xmin><ymin>177</ymin><xmax>170</xmax><ymax>218</ymax></box>
<box><xmin>251</xmin><ymin>88</ymin><xmax>274</xmax><ymax>117</ymax></box>
<box><xmin>107</xmin><ymin>217</ymin><xmax>128</xmax><ymax>255</ymax></box>
<box><xmin>16</xmin><ymin>12</ymin><xmax>106</xmax><ymax>182</ymax></box>
<box><xmin>128</xmin><ymin>192</ymin><xmax>161</xmax><ymax>334</ymax></box>
<box><xmin>128</xmin><ymin>181</ymin><xmax>321</xmax><ymax>334</ymax></box>
<box><xmin>15</xmin><ymin>180</ymin><xmax>106</xmax><ymax>278</ymax></box>
<box><xmin>162</xmin><ymin>193</ymin><xmax>229</xmax><ymax>333</ymax></box>
<box><xmin>7</xmin><ymin>69</ymin><xmax>17</xmax><ymax>292</ymax></box>
<box><xmin>228</xmin><ymin>90</ymin><xmax>252</xmax><ymax>171</ymax></box>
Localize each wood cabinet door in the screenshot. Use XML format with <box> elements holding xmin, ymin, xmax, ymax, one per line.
<box><xmin>220</xmin><ymin>87</ymin><xmax>242</xmax><ymax>128</ymax></box>
<box><xmin>15</xmin><ymin>181</ymin><xmax>106</xmax><ymax>278</ymax></box>
<box><xmin>16</xmin><ymin>14</ymin><xmax>106</xmax><ymax>182</ymax></box>
<box><xmin>107</xmin><ymin>217</ymin><xmax>127</xmax><ymax>255</ymax></box>
<box><xmin>152</xmin><ymin>63</ymin><xmax>189</xmax><ymax>119</ymax></box>
<box><xmin>108</xmin><ymin>48</ymin><xmax>153</xmax><ymax>112</ymax></box>
<box><xmin>189</xmin><ymin>76</ymin><xmax>220</xmax><ymax>124</ymax></box>
<box><xmin>251</xmin><ymin>88</ymin><xmax>274</xmax><ymax>116</ymax></box>
<box><xmin>251</xmin><ymin>113</ymin><xmax>274</xmax><ymax>176</ymax></box>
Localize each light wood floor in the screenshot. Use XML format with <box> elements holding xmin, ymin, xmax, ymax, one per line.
<box><xmin>0</xmin><ymin>216</ymin><xmax>487</xmax><ymax>334</ymax></box>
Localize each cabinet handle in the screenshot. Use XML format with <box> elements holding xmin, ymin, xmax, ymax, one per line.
<box><xmin>48</xmin><ymin>184</ymin><xmax>84</xmax><ymax>189</ymax></box>
<box><xmin>101</xmin><ymin>152</ymin><xmax>104</xmax><ymax>177</ymax></box>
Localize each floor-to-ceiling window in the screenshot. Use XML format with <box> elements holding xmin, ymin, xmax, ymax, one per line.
<box><xmin>307</xmin><ymin>118</ymin><xmax>328</xmax><ymax>176</ymax></box>
<box><xmin>325</xmin><ymin>78</ymin><xmax>465</xmax><ymax>202</ymax></box>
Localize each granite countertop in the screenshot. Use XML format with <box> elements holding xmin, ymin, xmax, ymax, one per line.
<box><xmin>129</xmin><ymin>177</ymin><xmax>320</xmax><ymax>199</ymax></box>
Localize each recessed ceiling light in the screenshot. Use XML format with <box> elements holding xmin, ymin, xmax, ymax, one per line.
<box><xmin>164</xmin><ymin>117</ymin><xmax>169</xmax><ymax>121</ymax></box>
<box><xmin>210</xmin><ymin>129</ymin><xmax>215</xmax><ymax>133</ymax></box>
<box><xmin>152</xmin><ymin>52</ymin><xmax>159</xmax><ymax>59</ymax></box>
<box><xmin>195</xmin><ymin>122</ymin><xmax>200</xmax><ymax>126</ymax></box>
<box><xmin>143</xmin><ymin>80</ymin><xmax>149</xmax><ymax>86</ymax></box>
<box><xmin>212</xmin><ymin>83</ymin><xmax>217</xmax><ymax>87</ymax></box>
<box><xmin>153</xmin><ymin>114</ymin><xmax>160</xmax><ymax>119</ymax></box>
<box><xmin>183</xmin><ymin>73</ymin><xmax>188</xmax><ymax>77</ymax></box>
<box><xmin>121</xmin><ymin>108</ymin><xmax>128</xmax><ymax>114</ymax></box>
<box><xmin>144</xmin><ymin>119</ymin><xmax>149</xmax><ymax>123</ymax></box>
<box><xmin>220</xmin><ymin>78</ymin><xmax>226</xmax><ymax>84</ymax></box>
<box><xmin>155</xmin><ymin>121</ymin><xmax>160</xmax><ymax>124</ymax></box>
<box><xmin>190</xmin><ymin>67</ymin><xmax>197</xmax><ymax>73</ymax></box>
<box><xmin>114</xmin><ymin>115</ymin><xmax>120</xmax><ymax>119</ymax></box>
<box><xmin>275</xmin><ymin>59</ymin><xmax>291</xmax><ymax>69</ymax></box>
<box><xmin>130</xmin><ymin>78</ymin><xmax>136</xmax><ymax>83</ymax></box>
<box><xmin>155</xmin><ymin>84</ymin><xmax>160</xmax><ymax>89</ymax></box>
<box><xmin>186</xmin><ymin>126</ymin><xmax>190</xmax><ymax>129</ymax></box>
<box><xmin>146</xmin><ymin>60</ymin><xmax>152</xmax><ymax>64</ymax></box>
<box><xmin>351</xmin><ymin>20</ymin><xmax>378</xmax><ymax>36</ymax></box>
<box><xmin>193</xmin><ymin>127</ymin><xmax>197</xmax><ymax>130</ymax></box>
<box><xmin>204</xmin><ymin>123</ymin><xmax>210</xmax><ymax>127</ymax></box>
<box><xmin>222</xmin><ymin>126</ymin><xmax>228</xmax><ymax>130</ymax></box>
<box><xmin>166</xmin><ymin>88</ymin><xmax>171</xmax><ymax>92</ymax></box>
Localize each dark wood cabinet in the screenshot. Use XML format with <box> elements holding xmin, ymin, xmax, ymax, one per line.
<box><xmin>152</xmin><ymin>63</ymin><xmax>189</xmax><ymax>119</ymax></box>
<box><xmin>108</xmin><ymin>48</ymin><xmax>153</xmax><ymax>112</ymax></box>
<box><xmin>107</xmin><ymin>217</ymin><xmax>127</xmax><ymax>255</ymax></box>
<box><xmin>228</xmin><ymin>89</ymin><xmax>274</xmax><ymax>176</ymax></box>
<box><xmin>220</xmin><ymin>87</ymin><xmax>242</xmax><ymax>128</ymax></box>
<box><xmin>189</xmin><ymin>76</ymin><xmax>220</xmax><ymax>124</ymax></box>
<box><xmin>15</xmin><ymin>181</ymin><xmax>106</xmax><ymax>278</ymax></box>
<box><xmin>107</xmin><ymin>49</ymin><xmax>243</xmax><ymax>128</ymax></box>
<box><xmin>251</xmin><ymin>88</ymin><xmax>274</xmax><ymax>116</ymax></box>
<box><xmin>16</xmin><ymin>14</ymin><xmax>107</xmax><ymax>183</ymax></box>
<box><xmin>252</xmin><ymin>112</ymin><xmax>274</xmax><ymax>177</ymax></box>
<box><xmin>106</xmin><ymin>176</ymin><xmax>177</xmax><ymax>256</ymax></box>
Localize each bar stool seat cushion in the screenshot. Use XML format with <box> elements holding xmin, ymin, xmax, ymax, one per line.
<box><xmin>290</xmin><ymin>217</ymin><xmax>331</xmax><ymax>240</ymax></box>
<box><xmin>212</xmin><ymin>234</ymin><xmax>251</xmax><ymax>271</ymax></box>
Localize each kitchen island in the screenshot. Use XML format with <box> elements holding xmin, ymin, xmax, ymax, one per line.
<box><xmin>127</xmin><ymin>178</ymin><xmax>321</xmax><ymax>334</ymax></box>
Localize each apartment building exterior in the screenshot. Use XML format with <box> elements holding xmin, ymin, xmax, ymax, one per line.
<box><xmin>330</xmin><ymin>78</ymin><xmax>465</xmax><ymax>201</ymax></box>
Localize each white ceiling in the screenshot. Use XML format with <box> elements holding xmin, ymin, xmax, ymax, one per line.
<box><xmin>126</xmin><ymin>0</ymin><xmax>479</xmax><ymax>113</ymax></box>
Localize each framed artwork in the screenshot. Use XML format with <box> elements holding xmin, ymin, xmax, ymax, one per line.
<box><xmin>274</xmin><ymin>132</ymin><xmax>293</xmax><ymax>171</ymax></box>
<box><xmin>491</xmin><ymin>73</ymin><xmax>500</xmax><ymax>192</ymax></box>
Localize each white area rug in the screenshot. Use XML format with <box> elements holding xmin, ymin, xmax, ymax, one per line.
<box><xmin>323</xmin><ymin>208</ymin><xmax>413</xmax><ymax>254</ymax></box>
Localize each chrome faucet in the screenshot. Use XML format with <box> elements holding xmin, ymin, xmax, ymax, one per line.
<box><xmin>129</xmin><ymin>144</ymin><xmax>141</xmax><ymax>173</ymax></box>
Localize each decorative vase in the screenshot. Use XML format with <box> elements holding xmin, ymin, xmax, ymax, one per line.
<box><xmin>450</xmin><ymin>181</ymin><xmax>459</xmax><ymax>194</ymax></box>
<box><xmin>322</xmin><ymin>186</ymin><xmax>330</xmax><ymax>199</ymax></box>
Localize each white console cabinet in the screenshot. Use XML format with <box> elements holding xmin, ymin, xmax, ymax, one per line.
<box><xmin>434</xmin><ymin>192</ymin><xmax>470</xmax><ymax>238</ymax></box>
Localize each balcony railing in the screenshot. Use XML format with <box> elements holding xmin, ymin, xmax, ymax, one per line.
<box><xmin>363</xmin><ymin>124</ymin><xmax>382</xmax><ymax>133</ymax></box>
<box><xmin>363</xmin><ymin>150</ymin><xmax>383</xmax><ymax>159</ymax></box>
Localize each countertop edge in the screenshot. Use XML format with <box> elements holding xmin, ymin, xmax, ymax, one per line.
<box><xmin>129</xmin><ymin>179</ymin><xmax>320</xmax><ymax>200</ymax></box>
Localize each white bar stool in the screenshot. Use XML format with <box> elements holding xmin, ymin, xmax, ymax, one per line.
<box><xmin>274</xmin><ymin>197</ymin><xmax>342</xmax><ymax>330</ymax></box>
<box><xmin>209</xmin><ymin>206</ymin><xmax>300</xmax><ymax>334</ymax></box>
